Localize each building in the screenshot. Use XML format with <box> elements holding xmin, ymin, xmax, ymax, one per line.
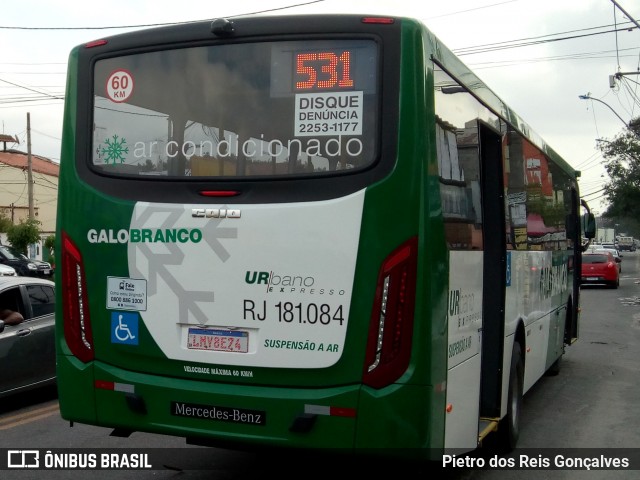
<box><xmin>0</xmin><ymin>142</ymin><xmax>59</xmax><ymax>261</ymax></box>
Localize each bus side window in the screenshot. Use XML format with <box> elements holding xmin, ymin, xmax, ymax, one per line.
<box><xmin>434</xmin><ymin>67</ymin><xmax>500</xmax><ymax>251</ymax></box>
<box><xmin>435</xmin><ymin>120</ymin><xmax>484</xmax><ymax>251</ymax></box>
<box><xmin>505</xmin><ymin>131</ymin><xmax>572</xmax><ymax>251</ymax></box>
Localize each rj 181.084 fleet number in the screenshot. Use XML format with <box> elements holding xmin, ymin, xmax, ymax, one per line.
<box><xmin>243</xmin><ymin>300</ymin><xmax>344</xmax><ymax>325</ymax></box>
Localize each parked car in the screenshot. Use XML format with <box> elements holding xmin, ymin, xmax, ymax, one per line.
<box><xmin>0</xmin><ymin>276</ymin><xmax>56</xmax><ymax>397</ymax></box>
<box><xmin>0</xmin><ymin>245</ymin><xmax>38</xmax><ymax>276</ymax></box>
<box><xmin>0</xmin><ymin>264</ymin><xmax>17</xmax><ymax>277</ymax></box>
<box><xmin>581</xmin><ymin>252</ymin><xmax>620</xmax><ymax>288</ymax></box>
<box><xmin>6</xmin><ymin>246</ymin><xmax>53</xmax><ymax>278</ymax></box>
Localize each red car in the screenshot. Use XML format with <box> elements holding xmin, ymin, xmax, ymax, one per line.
<box><xmin>581</xmin><ymin>252</ymin><xmax>620</xmax><ymax>288</ymax></box>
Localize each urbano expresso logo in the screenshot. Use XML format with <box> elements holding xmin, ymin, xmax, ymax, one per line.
<box><xmin>245</xmin><ymin>270</ymin><xmax>345</xmax><ymax>296</ymax></box>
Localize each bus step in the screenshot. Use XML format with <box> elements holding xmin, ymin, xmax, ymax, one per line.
<box><xmin>478</xmin><ymin>418</ymin><xmax>499</xmax><ymax>443</ymax></box>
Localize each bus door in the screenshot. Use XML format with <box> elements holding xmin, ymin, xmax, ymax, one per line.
<box><xmin>438</xmin><ymin>115</ymin><xmax>504</xmax><ymax>449</ymax></box>
<box><xmin>477</xmin><ymin>122</ymin><xmax>506</xmax><ymax>422</ymax></box>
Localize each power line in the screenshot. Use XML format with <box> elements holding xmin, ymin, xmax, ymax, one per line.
<box><xmin>469</xmin><ymin>49</ymin><xmax>640</xmax><ymax>70</ymax></box>
<box><xmin>0</xmin><ymin>101</ymin><xmax>62</xmax><ymax>109</ymax></box>
<box><xmin>454</xmin><ymin>23</ymin><xmax>638</xmax><ymax>56</ymax></box>
<box><xmin>426</xmin><ymin>0</ymin><xmax>525</xmax><ymax>19</ymax></box>
<box><xmin>1</xmin><ymin>10</ymin><xmax>637</xmax><ymax>107</ymax></box>
<box><xmin>31</xmin><ymin>129</ymin><xmax>60</xmax><ymax>141</ymax></box>
<box><xmin>0</xmin><ymin>78</ymin><xmax>62</xmax><ymax>100</ymax></box>
<box><xmin>581</xmin><ymin>187</ymin><xmax>607</xmax><ymax>198</ymax></box>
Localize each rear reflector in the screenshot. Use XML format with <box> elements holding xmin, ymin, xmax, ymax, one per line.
<box><xmin>95</xmin><ymin>380</ymin><xmax>135</xmax><ymax>393</ymax></box>
<box><xmin>305</xmin><ymin>404</ymin><xmax>356</xmax><ymax>418</ymax></box>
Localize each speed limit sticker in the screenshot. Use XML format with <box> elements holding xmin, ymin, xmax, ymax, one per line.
<box><xmin>106</xmin><ymin>69</ymin><xmax>134</xmax><ymax>103</ymax></box>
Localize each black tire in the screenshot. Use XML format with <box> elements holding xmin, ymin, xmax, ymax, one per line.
<box><xmin>497</xmin><ymin>342</ymin><xmax>523</xmax><ymax>452</ymax></box>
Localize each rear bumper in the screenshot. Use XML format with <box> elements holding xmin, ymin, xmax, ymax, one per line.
<box><xmin>56</xmin><ymin>354</ymin><xmax>439</xmax><ymax>455</ymax></box>
<box><xmin>581</xmin><ymin>276</ymin><xmax>616</xmax><ymax>284</ymax></box>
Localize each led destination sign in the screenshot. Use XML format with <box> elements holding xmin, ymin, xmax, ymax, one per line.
<box><xmin>295</xmin><ymin>51</ymin><xmax>354</xmax><ymax>90</ymax></box>
<box><xmin>270</xmin><ymin>39</ymin><xmax>377</xmax><ymax>97</ymax></box>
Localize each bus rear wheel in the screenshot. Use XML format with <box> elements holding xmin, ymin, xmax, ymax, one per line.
<box><xmin>497</xmin><ymin>341</ymin><xmax>523</xmax><ymax>452</ymax></box>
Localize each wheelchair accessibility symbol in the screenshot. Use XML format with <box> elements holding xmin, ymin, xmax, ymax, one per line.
<box><xmin>111</xmin><ymin>312</ymin><xmax>139</xmax><ymax>345</ymax></box>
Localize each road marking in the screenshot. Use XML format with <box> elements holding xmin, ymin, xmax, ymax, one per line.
<box><xmin>0</xmin><ymin>404</ymin><xmax>59</xmax><ymax>430</ymax></box>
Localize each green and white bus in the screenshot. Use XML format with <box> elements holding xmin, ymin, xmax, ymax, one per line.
<box><xmin>55</xmin><ymin>14</ymin><xmax>595</xmax><ymax>458</ymax></box>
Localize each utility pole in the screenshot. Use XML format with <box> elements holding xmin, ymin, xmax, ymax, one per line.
<box><xmin>610</xmin><ymin>0</ymin><xmax>640</xmax><ymax>31</ymax></box>
<box><xmin>27</xmin><ymin>112</ymin><xmax>34</xmax><ymax>219</ymax></box>
<box><xmin>609</xmin><ymin>0</ymin><xmax>640</xmax><ymax>87</ymax></box>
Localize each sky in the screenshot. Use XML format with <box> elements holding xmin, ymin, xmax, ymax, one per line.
<box><xmin>1</xmin><ymin>0</ymin><xmax>639</xmax><ymax>215</ymax></box>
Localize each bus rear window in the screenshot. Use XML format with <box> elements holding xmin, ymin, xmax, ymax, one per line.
<box><xmin>92</xmin><ymin>39</ymin><xmax>379</xmax><ymax>178</ymax></box>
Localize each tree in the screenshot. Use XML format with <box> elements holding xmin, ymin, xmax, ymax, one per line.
<box><xmin>597</xmin><ymin>118</ymin><xmax>640</xmax><ymax>220</ymax></box>
<box><xmin>6</xmin><ymin>218</ymin><xmax>42</xmax><ymax>255</ymax></box>
<box><xmin>0</xmin><ymin>213</ymin><xmax>12</xmax><ymax>233</ymax></box>
<box><xmin>44</xmin><ymin>234</ymin><xmax>55</xmax><ymax>265</ymax></box>
<box><xmin>44</xmin><ymin>235</ymin><xmax>55</xmax><ymax>251</ymax></box>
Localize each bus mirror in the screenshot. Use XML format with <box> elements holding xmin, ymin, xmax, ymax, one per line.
<box><xmin>582</xmin><ymin>213</ymin><xmax>596</xmax><ymax>239</ymax></box>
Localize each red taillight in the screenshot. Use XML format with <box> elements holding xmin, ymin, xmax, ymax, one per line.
<box><xmin>363</xmin><ymin>237</ymin><xmax>418</xmax><ymax>389</ymax></box>
<box><xmin>85</xmin><ymin>39</ymin><xmax>108</xmax><ymax>48</ymax></box>
<box><xmin>361</xmin><ymin>17</ymin><xmax>395</xmax><ymax>24</ymax></box>
<box><xmin>199</xmin><ymin>190</ymin><xmax>240</xmax><ymax>197</ymax></box>
<box><xmin>62</xmin><ymin>232</ymin><xmax>94</xmax><ymax>362</ymax></box>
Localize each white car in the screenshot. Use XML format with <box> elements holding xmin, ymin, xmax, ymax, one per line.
<box><xmin>0</xmin><ymin>264</ymin><xmax>17</xmax><ymax>276</ymax></box>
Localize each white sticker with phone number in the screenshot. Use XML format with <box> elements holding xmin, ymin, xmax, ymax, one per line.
<box><xmin>106</xmin><ymin>276</ymin><xmax>147</xmax><ymax>311</ymax></box>
<box><xmin>294</xmin><ymin>91</ymin><xmax>363</xmax><ymax>136</ymax></box>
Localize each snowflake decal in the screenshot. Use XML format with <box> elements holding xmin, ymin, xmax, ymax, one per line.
<box><xmin>100</xmin><ymin>134</ymin><xmax>129</xmax><ymax>164</ymax></box>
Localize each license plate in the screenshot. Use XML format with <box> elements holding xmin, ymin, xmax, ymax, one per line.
<box><xmin>585</xmin><ymin>277</ymin><xmax>599</xmax><ymax>281</ymax></box>
<box><xmin>43</xmin><ymin>269</ymin><xmax>50</xmax><ymax>275</ymax></box>
<box><xmin>187</xmin><ymin>328</ymin><xmax>249</xmax><ymax>353</ymax></box>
